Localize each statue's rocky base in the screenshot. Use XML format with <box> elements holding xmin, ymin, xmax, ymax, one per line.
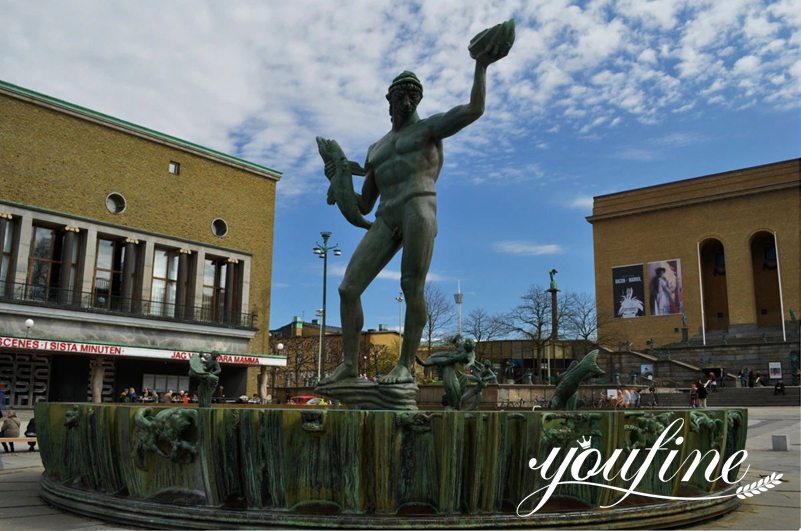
<box><xmin>315</xmin><ymin>377</ymin><xmax>419</xmax><ymax>410</ymax></box>
<box><xmin>36</xmin><ymin>403</ymin><xmax>747</xmax><ymax>529</ymax></box>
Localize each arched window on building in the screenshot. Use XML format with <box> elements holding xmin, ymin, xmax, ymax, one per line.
<box><xmin>750</xmin><ymin>231</ymin><xmax>782</xmax><ymax>328</ymax></box>
<box><xmin>699</xmin><ymin>238</ymin><xmax>729</xmax><ymax>331</ymax></box>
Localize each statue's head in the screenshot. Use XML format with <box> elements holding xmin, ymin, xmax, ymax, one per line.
<box><xmin>386</xmin><ymin>71</ymin><xmax>423</xmax><ymax>125</ymax></box>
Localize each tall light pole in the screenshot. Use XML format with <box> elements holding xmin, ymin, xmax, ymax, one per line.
<box><xmin>453</xmin><ymin>281</ymin><xmax>464</xmax><ymax>337</ymax></box>
<box><xmin>315</xmin><ymin>308</ymin><xmax>324</xmax><ymax>381</ymax></box>
<box><xmin>313</xmin><ymin>231</ymin><xmax>341</xmax><ymax>380</ymax></box>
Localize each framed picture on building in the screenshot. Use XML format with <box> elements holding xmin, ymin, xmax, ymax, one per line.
<box><xmin>612</xmin><ymin>264</ymin><xmax>645</xmax><ymax>318</ymax></box>
<box><xmin>647</xmin><ymin>259</ymin><xmax>683</xmax><ymax>315</ymax></box>
<box><xmin>768</xmin><ymin>362</ymin><xmax>782</xmax><ymax>380</ymax></box>
<box><xmin>640</xmin><ymin>363</ymin><xmax>654</xmax><ymax>377</ymax></box>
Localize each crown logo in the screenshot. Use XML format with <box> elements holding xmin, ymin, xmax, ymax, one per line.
<box><xmin>577</xmin><ymin>436</ymin><xmax>592</xmax><ymax>450</ymax></box>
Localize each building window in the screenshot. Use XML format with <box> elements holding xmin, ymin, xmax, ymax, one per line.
<box><xmin>168</xmin><ymin>161</ymin><xmax>180</xmax><ymax>175</ymax></box>
<box><xmin>211</xmin><ymin>218</ymin><xmax>228</xmax><ymax>237</ymax></box>
<box><xmin>0</xmin><ymin>216</ymin><xmax>17</xmax><ymax>296</ymax></box>
<box><xmin>27</xmin><ymin>225</ymin><xmax>61</xmax><ymax>302</ymax></box>
<box><xmin>143</xmin><ymin>373</ymin><xmax>189</xmax><ymax>395</ymax></box>
<box><xmin>151</xmin><ymin>247</ymin><xmax>179</xmax><ymax>317</ymax></box>
<box><xmin>93</xmin><ymin>237</ymin><xmax>125</xmax><ymax>309</ymax></box>
<box><xmin>202</xmin><ymin>257</ymin><xmax>227</xmax><ymax>322</ymax></box>
<box><xmin>105</xmin><ymin>192</ymin><xmax>127</xmax><ymax>214</ymax></box>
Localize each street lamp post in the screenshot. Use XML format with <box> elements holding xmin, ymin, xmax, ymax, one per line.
<box><xmin>315</xmin><ymin>308</ymin><xmax>324</xmax><ymax>382</ymax></box>
<box><xmin>395</xmin><ymin>291</ymin><xmax>404</xmax><ymax>350</ymax></box>
<box><xmin>313</xmin><ymin>231</ymin><xmax>341</xmax><ymax>380</ymax></box>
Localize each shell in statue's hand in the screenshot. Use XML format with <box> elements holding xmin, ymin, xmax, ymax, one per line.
<box><xmin>469</xmin><ymin>18</ymin><xmax>515</xmax><ymax>65</ymax></box>
<box><xmin>316</xmin><ymin>137</ymin><xmax>372</xmax><ymax>230</ymax></box>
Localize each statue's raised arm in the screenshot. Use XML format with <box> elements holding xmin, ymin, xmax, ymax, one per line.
<box><xmin>427</xmin><ymin>19</ymin><xmax>515</xmax><ymax>141</ymax></box>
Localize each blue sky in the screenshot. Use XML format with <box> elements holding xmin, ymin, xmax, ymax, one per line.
<box><xmin>1</xmin><ymin>1</ymin><xmax>799</xmax><ymax>335</ymax></box>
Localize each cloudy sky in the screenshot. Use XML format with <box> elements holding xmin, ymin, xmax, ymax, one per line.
<box><xmin>2</xmin><ymin>0</ymin><xmax>799</xmax><ymax>336</ymax></box>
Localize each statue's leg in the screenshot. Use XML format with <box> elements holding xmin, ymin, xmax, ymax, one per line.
<box><xmin>323</xmin><ymin>220</ymin><xmax>400</xmax><ymax>384</ymax></box>
<box><xmin>381</xmin><ymin>197</ymin><xmax>436</xmax><ymax>384</ymax></box>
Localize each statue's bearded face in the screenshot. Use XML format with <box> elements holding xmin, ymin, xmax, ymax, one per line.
<box><xmin>388</xmin><ymin>86</ymin><xmax>422</xmax><ymax>125</ymax></box>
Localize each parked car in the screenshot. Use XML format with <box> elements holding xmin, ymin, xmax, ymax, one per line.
<box><xmin>288</xmin><ymin>395</ymin><xmax>318</xmax><ymax>405</ymax></box>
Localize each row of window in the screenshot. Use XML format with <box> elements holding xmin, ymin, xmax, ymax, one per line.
<box><xmin>0</xmin><ymin>213</ymin><xmax>249</xmax><ymax>327</ymax></box>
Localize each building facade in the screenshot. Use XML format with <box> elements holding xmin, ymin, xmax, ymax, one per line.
<box><xmin>588</xmin><ymin>160</ymin><xmax>800</xmax><ymax>382</ymax></box>
<box><xmin>270</xmin><ymin>317</ymin><xmax>400</xmax><ymax>392</ymax></box>
<box><xmin>0</xmin><ymin>80</ymin><xmax>286</xmax><ymax>405</ymax></box>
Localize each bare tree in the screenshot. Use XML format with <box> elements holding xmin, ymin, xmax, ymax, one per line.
<box><xmin>359</xmin><ymin>342</ymin><xmax>396</xmax><ymax>379</ymax></box>
<box><xmin>423</xmin><ymin>284</ymin><xmax>455</xmax><ymax>355</ymax></box>
<box><xmin>278</xmin><ymin>336</ymin><xmax>318</xmax><ymax>387</ymax></box>
<box><xmin>504</xmin><ymin>285</ymin><xmax>569</xmax><ymax>377</ymax></box>
<box><xmin>562</xmin><ymin>292</ymin><xmax>598</xmax><ymax>342</ymax></box>
<box><xmin>464</xmin><ymin>307</ymin><xmax>506</xmax><ymax>347</ymax></box>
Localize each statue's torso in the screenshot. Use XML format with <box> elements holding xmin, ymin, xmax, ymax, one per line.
<box><xmin>368</xmin><ymin>119</ymin><xmax>443</xmax><ymax>220</ymax></box>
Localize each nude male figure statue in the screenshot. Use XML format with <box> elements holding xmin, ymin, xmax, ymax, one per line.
<box><xmin>322</xmin><ymin>20</ymin><xmax>514</xmax><ymax>386</ymax></box>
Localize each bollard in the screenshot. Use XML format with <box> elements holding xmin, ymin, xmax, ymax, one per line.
<box><xmin>772</xmin><ymin>434</ymin><xmax>788</xmax><ymax>451</ymax></box>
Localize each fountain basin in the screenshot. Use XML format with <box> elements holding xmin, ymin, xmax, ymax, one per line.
<box><xmin>36</xmin><ymin>403</ymin><xmax>746</xmax><ymax>528</ymax></box>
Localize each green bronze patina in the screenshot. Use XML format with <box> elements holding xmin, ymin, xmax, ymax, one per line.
<box><xmin>416</xmin><ymin>337</ymin><xmax>497</xmax><ymax>410</ymax></box>
<box><xmin>549</xmin><ymin>350</ymin><xmax>605</xmax><ymax>410</ymax></box>
<box><xmin>189</xmin><ymin>351</ymin><xmax>221</xmax><ymax>408</ymax></box>
<box><xmin>37</xmin><ymin>403</ymin><xmax>747</xmax><ymax>528</ymax></box>
<box><xmin>316</xmin><ymin>20</ymin><xmax>515</xmax><ymax>409</ymax></box>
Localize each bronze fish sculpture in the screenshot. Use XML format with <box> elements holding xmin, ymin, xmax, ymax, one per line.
<box><xmin>316</xmin><ymin>136</ymin><xmax>372</xmax><ymax>230</ymax></box>
<box><xmin>549</xmin><ymin>349</ymin><xmax>604</xmax><ymax>410</ymax></box>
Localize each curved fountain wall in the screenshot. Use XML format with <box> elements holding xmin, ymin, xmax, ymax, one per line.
<box><xmin>35</xmin><ymin>403</ymin><xmax>747</xmax><ymax>528</ymax></box>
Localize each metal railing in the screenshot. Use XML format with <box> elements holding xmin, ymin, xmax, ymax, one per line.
<box><xmin>0</xmin><ymin>281</ymin><xmax>256</xmax><ymax>329</ymax></box>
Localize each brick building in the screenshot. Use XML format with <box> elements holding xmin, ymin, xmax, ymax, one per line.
<box><xmin>588</xmin><ymin>159</ymin><xmax>800</xmax><ymax>383</ymax></box>
<box><xmin>0</xmin><ymin>80</ymin><xmax>286</xmax><ymax>405</ymax></box>
<box><xmin>270</xmin><ymin>317</ymin><xmax>400</xmax><ymax>391</ymax></box>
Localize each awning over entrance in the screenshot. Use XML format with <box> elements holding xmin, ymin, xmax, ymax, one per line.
<box><xmin>0</xmin><ymin>336</ymin><xmax>287</xmax><ymax>367</ymax></box>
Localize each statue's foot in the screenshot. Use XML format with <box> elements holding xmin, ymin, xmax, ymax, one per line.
<box><xmin>319</xmin><ymin>363</ymin><xmax>357</xmax><ymax>385</ymax></box>
<box><xmin>379</xmin><ymin>364</ymin><xmax>415</xmax><ymax>385</ymax></box>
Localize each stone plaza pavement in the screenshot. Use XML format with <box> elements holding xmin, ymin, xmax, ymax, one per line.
<box><xmin>0</xmin><ymin>406</ymin><xmax>798</xmax><ymax>530</ymax></box>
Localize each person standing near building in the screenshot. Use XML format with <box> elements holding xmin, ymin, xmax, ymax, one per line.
<box><xmin>0</xmin><ymin>383</ymin><xmax>6</xmax><ymax>415</ymax></box>
<box><xmin>697</xmin><ymin>378</ymin><xmax>709</xmax><ymax>408</ymax></box>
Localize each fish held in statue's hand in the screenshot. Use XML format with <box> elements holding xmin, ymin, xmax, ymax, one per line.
<box><xmin>316</xmin><ymin>136</ymin><xmax>373</xmax><ymax>230</ymax></box>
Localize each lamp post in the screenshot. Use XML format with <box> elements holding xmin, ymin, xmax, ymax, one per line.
<box><xmin>313</xmin><ymin>231</ymin><xmax>341</xmax><ymax>380</ymax></box>
<box><xmin>262</xmin><ymin>341</ymin><xmax>283</xmax><ymax>402</ymax></box>
<box><xmin>315</xmin><ymin>308</ymin><xmax>324</xmax><ymax>382</ymax></box>
<box><xmin>395</xmin><ymin>291</ymin><xmax>404</xmax><ymax>351</ymax></box>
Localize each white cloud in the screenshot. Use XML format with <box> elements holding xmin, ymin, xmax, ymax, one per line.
<box><xmin>569</xmin><ymin>196</ymin><xmax>594</xmax><ymax>209</ymax></box>
<box><xmin>493</xmin><ymin>241</ymin><xmax>564</xmax><ymax>256</ymax></box>
<box><xmin>1</xmin><ymin>0</ymin><xmax>797</xmax><ymax>200</ymax></box>
<box><xmin>329</xmin><ymin>264</ymin><xmax>448</xmax><ymax>282</ymax></box>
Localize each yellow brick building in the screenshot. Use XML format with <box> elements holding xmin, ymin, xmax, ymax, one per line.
<box><xmin>588</xmin><ymin>160</ymin><xmax>799</xmax><ymax>379</ymax></box>
<box><xmin>0</xmin><ymin>80</ymin><xmax>285</xmax><ymax>405</ymax></box>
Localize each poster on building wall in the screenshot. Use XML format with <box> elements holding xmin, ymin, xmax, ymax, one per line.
<box><xmin>768</xmin><ymin>362</ymin><xmax>782</xmax><ymax>380</ymax></box>
<box><xmin>612</xmin><ymin>264</ymin><xmax>645</xmax><ymax>318</ymax></box>
<box><xmin>647</xmin><ymin>259</ymin><xmax>683</xmax><ymax>315</ymax></box>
